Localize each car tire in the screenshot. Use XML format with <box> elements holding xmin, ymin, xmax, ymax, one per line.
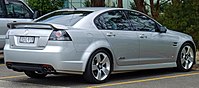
<box><xmin>176</xmin><ymin>43</ymin><xmax>195</xmax><ymax>72</ymax></box>
<box><xmin>83</xmin><ymin>49</ymin><xmax>112</xmax><ymax>83</ymax></box>
<box><xmin>24</xmin><ymin>71</ymin><xmax>47</xmax><ymax>78</ymax></box>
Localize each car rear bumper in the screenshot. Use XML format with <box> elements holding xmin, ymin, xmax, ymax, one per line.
<box><xmin>4</xmin><ymin>41</ymin><xmax>84</xmax><ymax>74</ymax></box>
<box><xmin>6</xmin><ymin>62</ymin><xmax>56</xmax><ymax>74</ymax></box>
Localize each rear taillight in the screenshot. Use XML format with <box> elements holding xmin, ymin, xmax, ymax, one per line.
<box><xmin>49</xmin><ymin>30</ymin><xmax>72</xmax><ymax>41</ymax></box>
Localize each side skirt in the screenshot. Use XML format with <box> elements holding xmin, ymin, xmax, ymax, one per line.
<box><xmin>113</xmin><ymin>62</ymin><xmax>177</xmax><ymax>72</ymax></box>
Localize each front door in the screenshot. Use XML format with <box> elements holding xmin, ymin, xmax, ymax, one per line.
<box><xmin>125</xmin><ymin>10</ymin><xmax>178</xmax><ymax>64</ymax></box>
<box><xmin>137</xmin><ymin>31</ymin><xmax>178</xmax><ymax>64</ymax></box>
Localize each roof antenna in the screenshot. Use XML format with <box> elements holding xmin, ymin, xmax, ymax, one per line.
<box><xmin>70</xmin><ymin>2</ymin><xmax>77</xmax><ymax>10</ymax></box>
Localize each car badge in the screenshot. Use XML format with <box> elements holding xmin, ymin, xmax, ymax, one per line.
<box><xmin>24</xmin><ymin>29</ymin><xmax>29</xmax><ymax>35</ymax></box>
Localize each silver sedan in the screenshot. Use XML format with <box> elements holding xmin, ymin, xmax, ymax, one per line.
<box><xmin>4</xmin><ymin>7</ymin><xmax>196</xmax><ymax>83</ymax></box>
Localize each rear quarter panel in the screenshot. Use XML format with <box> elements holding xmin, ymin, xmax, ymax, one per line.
<box><xmin>67</xmin><ymin>29</ymin><xmax>115</xmax><ymax>71</ymax></box>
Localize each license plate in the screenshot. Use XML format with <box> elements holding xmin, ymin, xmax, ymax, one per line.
<box><xmin>19</xmin><ymin>36</ymin><xmax>35</xmax><ymax>43</ymax></box>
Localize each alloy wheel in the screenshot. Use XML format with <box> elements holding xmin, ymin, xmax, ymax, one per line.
<box><xmin>180</xmin><ymin>45</ymin><xmax>194</xmax><ymax>70</ymax></box>
<box><xmin>91</xmin><ymin>52</ymin><xmax>111</xmax><ymax>81</ymax></box>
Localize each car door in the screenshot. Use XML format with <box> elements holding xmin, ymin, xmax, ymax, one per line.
<box><xmin>0</xmin><ymin>0</ymin><xmax>33</xmax><ymax>49</ymax></box>
<box><xmin>126</xmin><ymin>11</ymin><xmax>178</xmax><ymax>64</ymax></box>
<box><xmin>0</xmin><ymin>0</ymin><xmax>8</xmax><ymax>49</ymax></box>
<box><xmin>94</xmin><ymin>10</ymin><xmax>140</xmax><ymax>66</ymax></box>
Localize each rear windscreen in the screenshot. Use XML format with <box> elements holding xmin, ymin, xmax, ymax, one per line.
<box><xmin>35</xmin><ymin>11</ymin><xmax>93</xmax><ymax>26</ymax></box>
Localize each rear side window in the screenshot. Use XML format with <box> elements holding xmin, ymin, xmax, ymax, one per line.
<box><xmin>35</xmin><ymin>11</ymin><xmax>93</xmax><ymax>26</ymax></box>
<box><xmin>94</xmin><ymin>10</ymin><xmax>131</xmax><ymax>30</ymax></box>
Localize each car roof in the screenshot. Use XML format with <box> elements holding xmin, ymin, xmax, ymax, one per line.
<box><xmin>58</xmin><ymin>7</ymin><xmax>129</xmax><ymax>12</ymax></box>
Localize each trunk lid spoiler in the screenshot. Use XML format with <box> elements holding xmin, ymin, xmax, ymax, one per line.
<box><xmin>7</xmin><ymin>22</ymin><xmax>68</xmax><ymax>30</ymax></box>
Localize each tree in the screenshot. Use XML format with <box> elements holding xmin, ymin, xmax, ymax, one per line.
<box><xmin>117</xmin><ymin>0</ymin><xmax>123</xmax><ymax>8</ymax></box>
<box><xmin>26</xmin><ymin>0</ymin><xmax>64</xmax><ymax>15</ymax></box>
<box><xmin>150</xmin><ymin>0</ymin><xmax>160</xmax><ymax>19</ymax></box>
<box><xmin>149</xmin><ymin>0</ymin><xmax>170</xmax><ymax>19</ymax></box>
<box><xmin>133</xmin><ymin>0</ymin><xmax>146</xmax><ymax>13</ymax></box>
<box><xmin>171</xmin><ymin>0</ymin><xmax>181</xmax><ymax>5</ymax></box>
<box><xmin>91</xmin><ymin>0</ymin><xmax>105</xmax><ymax>7</ymax></box>
<box><xmin>84</xmin><ymin>0</ymin><xmax>91</xmax><ymax>7</ymax></box>
<box><xmin>131</xmin><ymin>0</ymin><xmax>170</xmax><ymax>19</ymax></box>
<box><xmin>158</xmin><ymin>0</ymin><xmax>199</xmax><ymax>48</ymax></box>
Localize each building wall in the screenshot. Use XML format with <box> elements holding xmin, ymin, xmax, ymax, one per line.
<box><xmin>64</xmin><ymin>0</ymin><xmax>85</xmax><ymax>8</ymax></box>
<box><xmin>64</xmin><ymin>0</ymin><xmax>132</xmax><ymax>9</ymax></box>
<box><xmin>24</xmin><ymin>0</ymin><xmax>132</xmax><ymax>9</ymax></box>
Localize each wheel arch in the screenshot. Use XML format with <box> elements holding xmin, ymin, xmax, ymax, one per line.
<box><xmin>184</xmin><ymin>41</ymin><xmax>196</xmax><ymax>52</ymax></box>
<box><xmin>81</xmin><ymin>40</ymin><xmax>115</xmax><ymax>72</ymax></box>
<box><xmin>177</xmin><ymin>41</ymin><xmax>196</xmax><ymax>64</ymax></box>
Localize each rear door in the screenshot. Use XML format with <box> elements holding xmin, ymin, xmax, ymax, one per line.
<box><xmin>0</xmin><ymin>0</ymin><xmax>33</xmax><ymax>49</ymax></box>
<box><xmin>95</xmin><ymin>10</ymin><xmax>140</xmax><ymax>66</ymax></box>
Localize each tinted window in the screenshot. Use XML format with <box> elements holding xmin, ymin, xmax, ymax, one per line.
<box><xmin>5</xmin><ymin>1</ymin><xmax>32</xmax><ymax>18</ymax></box>
<box><xmin>36</xmin><ymin>11</ymin><xmax>92</xmax><ymax>26</ymax></box>
<box><xmin>0</xmin><ymin>1</ymin><xmax>5</xmax><ymax>18</ymax></box>
<box><xmin>0</xmin><ymin>3</ymin><xmax>3</xmax><ymax>17</ymax></box>
<box><xmin>95</xmin><ymin>10</ymin><xmax>131</xmax><ymax>30</ymax></box>
<box><xmin>126</xmin><ymin>11</ymin><xmax>157</xmax><ymax>32</ymax></box>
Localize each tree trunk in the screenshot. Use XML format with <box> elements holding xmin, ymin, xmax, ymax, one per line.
<box><xmin>150</xmin><ymin>0</ymin><xmax>160</xmax><ymax>19</ymax></box>
<box><xmin>150</xmin><ymin>0</ymin><xmax>154</xmax><ymax>17</ymax></box>
<box><xmin>117</xmin><ymin>0</ymin><xmax>123</xmax><ymax>8</ymax></box>
<box><xmin>91</xmin><ymin>0</ymin><xmax>105</xmax><ymax>7</ymax></box>
<box><xmin>133</xmin><ymin>0</ymin><xmax>146</xmax><ymax>13</ymax></box>
<box><xmin>154</xmin><ymin>0</ymin><xmax>160</xmax><ymax>19</ymax></box>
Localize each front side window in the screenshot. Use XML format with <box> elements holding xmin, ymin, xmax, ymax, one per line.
<box><xmin>95</xmin><ymin>10</ymin><xmax>131</xmax><ymax>30</ymax></box>
<box><xmin>126</xmin><ymin>11</ymin><xmax>158</xmax><ymax>32</ymax></box>
<box><xmin>35</xmin><ymin>11</ymin><xmax>92</xmax><ymax>26</ymax></box>
<box><xmin>5</xmin><ymin>1</ymin><xmax>32</xmax><ymax>18</ymax></box>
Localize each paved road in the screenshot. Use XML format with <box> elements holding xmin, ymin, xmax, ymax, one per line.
<box><xmin>0</xmin><ymin>63</ymin><xmax>199</xmax><ymax>88</ymax></box>
<box><xmin>1</xmin><ymin>54</ymin><xmax>199</xmax><ymax>88</ymax></box>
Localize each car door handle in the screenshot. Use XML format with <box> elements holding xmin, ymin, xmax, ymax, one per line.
<box><xmin>139</xmin><ymin>34</ymin><xmax>147</xmax><ymax>38</ymax></box>
<box><xmin>106</xmin><ymin>32</ymin><xmax>116</xmax><ymax>37</ymax></box>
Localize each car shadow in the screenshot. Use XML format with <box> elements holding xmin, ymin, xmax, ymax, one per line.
<box><xmin>0</xmin><ymin>53</ymin><xmax>4</xmax><ymax>64</ymax></box>
<box><xmin>12</xmin><ymin>67</ymin><xmax>197</xmax><ymax>87</ymax></box>
<box><xmin>110</xmin><ymin>68</ymin><xmax>181</xmax><ymax>81</ymax></box>
<box><xmin>0</xmin><ymin>58</ymin><xmax>4</xmax><ymax>64</ymax></box>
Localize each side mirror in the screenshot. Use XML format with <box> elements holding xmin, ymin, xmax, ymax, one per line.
<box><xmin>159</xmin><ymin>26</ymin><xmax>167</xmax><ymax>33</ymax></box>
<box><xmin>33</xmin><ymin>11</ymin><xmax>39</xmax><ymax>19</ymax></box>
